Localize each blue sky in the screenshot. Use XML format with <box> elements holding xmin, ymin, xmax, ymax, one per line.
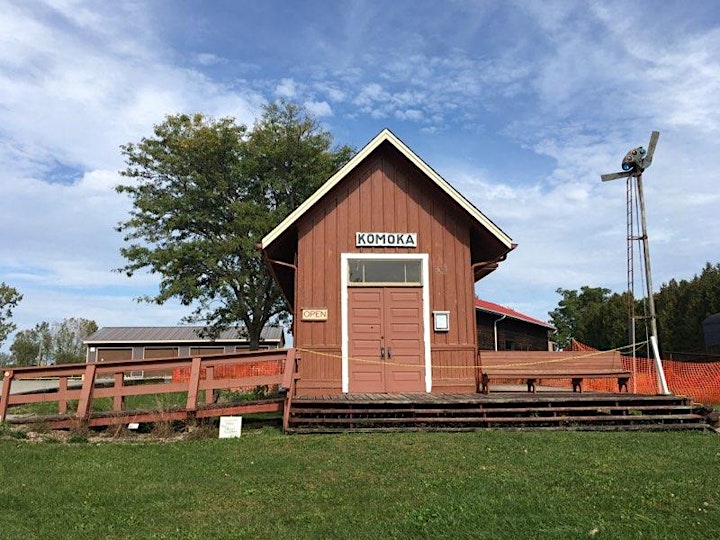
<box><xmin>2</xmin><ymin>0</ymin><xmax>720</xmax><ymax>350</ymax></box>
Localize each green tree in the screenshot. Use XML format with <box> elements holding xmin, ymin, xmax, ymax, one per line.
<box><xmin>0</xmin><ymin>351</ymin><xmax>12</xmax><ymax>366</ymax></box>
<box><xmin>549</xmin><ymin>287</ymin><xmax>611</xmax><ymax>348</ymax></box>
<box><xmin>549</xmin><ymin>286</ymin><xmax>635</xmax><ymax>350</ymax></box>
<box><xmin>10</xmin><ymin>322</ymin><xmax>52</xmax><ymax>366</ymax></box>
<box><xmin>116</xmin><ymin>101</ymin><xmax>353</xmax><ymax>348</ymax></box>
<box><xmin>9</xmin><ymin>318</ymin><xmax>98</xmax><ymax>366</ymax></box>
<box><xmin>10</xmin><ymin>330</ymin><xmax>38</xmax><ymax>366</ymax></box>
<box><xmin>0</xmin><ymin>282</ymin><xmax>22</xmax><ymax>347</ymax></box>
<box><xmin>656</xmin><ymin>262</ymin><xmax>720</xmax><ymax>352</ymax></box>
<box><xmin>550</xmin><ymin>262</ymin><xmax>720</xmax><ymax>355</ymax></box>
<box><xmin>53</xmin><ymin>318</ymin><xmax>98</xmax><ymax>364</ymax></box>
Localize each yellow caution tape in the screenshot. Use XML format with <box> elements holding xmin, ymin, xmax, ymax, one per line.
<box><xmin>293</xmin><ymin>340</ymin><xmax>646</xmax><ymax>370</ymax></box>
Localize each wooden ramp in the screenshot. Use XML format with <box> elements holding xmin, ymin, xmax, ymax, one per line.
<box><xmin>6</xmin><ymin>399</ymin><xmax>285</xmax><ymax>430</ymax></box>
<box><xmin>286</xmin><ymin>392</ymin><xmax>709</xmax><ymax>433</ymax></box>
<box><xmin>1</xmin><ymin>349</ymin><xmax>297</xmax><ymax>430</ymax></box>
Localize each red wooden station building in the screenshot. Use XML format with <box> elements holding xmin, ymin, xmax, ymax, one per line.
<box><xmin>260</xmin><ymin>129</ymin><xmax>516</xmax><ymax>396</ymax></box>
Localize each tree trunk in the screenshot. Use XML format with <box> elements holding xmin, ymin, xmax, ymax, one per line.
<box><xmin>248</xmin><ymin>324</ymin><xmax>262</xmax><ymax>351</ymax></box>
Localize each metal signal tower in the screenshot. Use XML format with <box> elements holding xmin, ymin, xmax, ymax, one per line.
<box><xmin>601</xmin><ymin>131</ymin><xmax>670</xmax><ymax>395</ymax></box>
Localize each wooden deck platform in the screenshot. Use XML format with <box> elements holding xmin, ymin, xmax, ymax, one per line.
<box><xmin>287</xmin><ymin>391</ymin><xmax>709</xmax><ymax>433</ymax></box>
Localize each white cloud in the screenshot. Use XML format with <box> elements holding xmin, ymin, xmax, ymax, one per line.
<box><xmin>394</xmin><ymin>109</ymin><xmax>424</xmax><ymax>122</ymax></box>
<box><xmin>313</xmin><ymin>82</ymin><xmax>346</xmax><ymax>102</ymax></box>
<box><xmin>0</xmin><ymin>3</ymin><xmax>261</xmax><ymax>174</ymax></box>
<box><xmin>354</xmin><ymin>82</ymin><xmax>387</xmax><ymax>108</ymax></box>
<box><xmin>193</xmin><ymin>53</ymin><xmax>227</xmax><ymax>67</ymax></box>
<box><xmin>275</xmin><ymin>78</ymin><xmax>297</xmax><ymax>98</ymax></box>
<box><xmin>304</xmin><ymin>100</ymin><xmax>333</xmax><ymax>117</ymax></box>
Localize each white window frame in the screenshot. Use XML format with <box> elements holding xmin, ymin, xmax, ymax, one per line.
<box><xmin>341</xmin><ymin>253</ymin><xmax>432</xmax><ymax>393</ymax></box>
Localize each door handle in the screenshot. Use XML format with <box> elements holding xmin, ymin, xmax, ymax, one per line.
<box><xmin>387</xmin><ymin>347</ymin><xmax>393</xmax><ymax>360</ymax></box>
<box><xmin>380</xmin><ymin>347</ymin><xmax>385</xmax><ymax>359</ymax></box>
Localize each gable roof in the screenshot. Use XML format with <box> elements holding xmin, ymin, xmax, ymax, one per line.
<box><xmin>84</xmin><ymin>326</ymin><xmax>285</xmax><ymax>345</ymax></box>
<box><xmin>261</xmin><ymin>128</ymin><xmax>514</xmax><ymax>250</ymax></box>
<box><xmin>476</xmin><ymin>299</ymin><xmax>555</xmax><ymax>330</ymax></box>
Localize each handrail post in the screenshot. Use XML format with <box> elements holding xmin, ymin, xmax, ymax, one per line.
<box><xmin>186</xmin><ymin>357</ymin><xmax>202</xmax><ymax>412</ymax></box>
<box><xmin>113</xmin><ymin>372</ymin><xmax>125</xmax><ymax>411</ymax></box>
<box><xmin>281</xmin><ymin>348</ymin><xmax>297</xmax><ymax>392</ymax></box>
<box><xmin>58</xmin><ymin>376</ymin><xmax>68</xmax><ymax>415</ymax></box>
<box><xmin>1</xmin><ymin>369</ymin><xmax>13</xmax><ymax>422</ymax></box>
<box><xmin>282</xmin><ymin>349</ymin><xmax>297</xmax><ymax>432</ymax></box>
<box><xmin>76</xmin><ymin>363</ymin><xmax>97</xmax><ymax>421</ymax></box>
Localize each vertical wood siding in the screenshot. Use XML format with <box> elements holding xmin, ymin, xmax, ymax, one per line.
<box><xmin>294</xmin><ymin>144</ymin><xmax>481</xmax><ymax>392</ymax></box>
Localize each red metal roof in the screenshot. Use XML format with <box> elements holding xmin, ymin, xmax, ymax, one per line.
<box><xmin>475</xmin><ymin>299</ymin><xmax>555</xmax><ymax>330</ymax></box>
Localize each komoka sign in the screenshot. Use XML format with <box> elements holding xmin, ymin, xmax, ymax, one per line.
<box><xmin>356</xmin><ymin>232</ymin><xmax>418</xmax><ymax>247</ymax></box>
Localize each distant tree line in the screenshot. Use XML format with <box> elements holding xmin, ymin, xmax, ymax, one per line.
<box><xmin>549</xmin><ymin>262</ymin><xmax>720</xmax><ymax>354</ymax></box>
<box><xmin>655</xmin><ymin>263</ymin><xmax>720</xmax><ymax>353</ymax></box>
<box><xmin>4</xmin><ymin>318</ymin><xmax>98</xmax><ymax>367</ymax></box>
<box><xmin>0</xmin><ymin>281</ymin><xmax>99</xmax><ymax>367</ymax></box>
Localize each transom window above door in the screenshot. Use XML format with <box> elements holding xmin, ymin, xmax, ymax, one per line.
<box><xmin>348</xmin><ymin>259</ymin><xmax>422</xmax><ymax>286</ymax></box>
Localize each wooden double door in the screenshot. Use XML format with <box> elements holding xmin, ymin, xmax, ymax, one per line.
<box><xmin>348</xmin><ymin>287</ymin><xmax>425</xmax><ymax>393</ymax></box>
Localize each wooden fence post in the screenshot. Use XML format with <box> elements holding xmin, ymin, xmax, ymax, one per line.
<box><xmin>282</xmin><ymin>349</ymin><xmax>297</xmax><ymax>433</ymax></box>
<box><xmin>76</xmin><ymin>363</ymin><xmax>97</xmax><ymax>421</ymax></box>
<box><xmin>113</xmin><ymin>372</ymin><xmax>125</xmax><ymax>411</ymax></box>
<box><xmin>1</xmin><ymin>370</ymin><xmax>13</xmax><ymax>422</ymax></box>
<box><xmin>186</xmin><ymin>357</ymin><xmax>202</xmax><ymax>412</ymax></box>
<box><xmin>58</xmin><ymin>376</ymin><xmax>68</xmax><ymax>415</ymax></box>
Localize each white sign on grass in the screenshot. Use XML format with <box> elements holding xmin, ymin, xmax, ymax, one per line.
<box><xmin>219</xmin><ymin>416</ymin><xmax>243</xmax><ymax>438</ymax></box>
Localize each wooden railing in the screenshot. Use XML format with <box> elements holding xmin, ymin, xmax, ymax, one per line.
<box><xmin>1</xmin><ymin>348</ymin><xmax>298</xmax><ymax>428</ymax></box>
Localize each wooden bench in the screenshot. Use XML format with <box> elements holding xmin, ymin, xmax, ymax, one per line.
<box><xmin>479</xmin><ymin>350</ymin><xmax>631</xmax><ymax>394</ymax></box>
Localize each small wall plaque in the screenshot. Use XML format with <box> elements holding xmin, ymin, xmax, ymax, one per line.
<box><xmin>301</xmin><ymin>308</ymin><xmax>328</xmax><ymax>321</ymax></box>
<box><xmin>433</xmin><ymin>311</ymin><xmax>450</xmax><ymax>332</ymax></box>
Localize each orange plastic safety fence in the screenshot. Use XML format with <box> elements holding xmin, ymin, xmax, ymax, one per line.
<box><xmin>560</xmin><ymin>339</ymin><xmax>720</xmax><ymax>403</ymax></box>
<box><xmin>657</xmin><ymin>358</ymin><xmax>720</xmax><ymax>403</ymax></box>
<box><xmin>172</xmin><ymin>358</ymin><xmax>283</xmax><ymax>390</ymax></box>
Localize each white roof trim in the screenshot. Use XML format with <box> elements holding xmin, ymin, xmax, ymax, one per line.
<box><xmin>261</xmin><ymin>129</ymin><xmax>513</xmax><ymax>249</ymax></box>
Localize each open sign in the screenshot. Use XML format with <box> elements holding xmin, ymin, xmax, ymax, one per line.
<box><xmin>302</xmin><ymin>308</ymin><xmax>328</xmax><ymax>321</ymax></box>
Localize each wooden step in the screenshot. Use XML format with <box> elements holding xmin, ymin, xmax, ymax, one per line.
<box><xmin>290</xmin><ymin>404</ymin><xmax>695</xmax><ymax>417</ymax></box>
<box><xmin>290</xmin><ymin>413</ymin><xmax>703</xmax><ymax>425</ymax></box>
<box><xmin>287</xmin><ymin>393</ymin><xmax>707</xmax><ymax>433</ymax></box>
<box><xmin>287</xmin><ymin>422</ymin><xmax>709</xmax><ymax>434</ymax></box>
<box><xmin>292</xmin><ymin>396</ymin><xmax>693</xmax><ymax>409</ymax></box>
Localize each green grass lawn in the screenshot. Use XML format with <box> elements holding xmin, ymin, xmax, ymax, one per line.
<box><xmin>1</xmin><ymin>428</ymin><xmax>718</xmax><ymax>539</ymax></box>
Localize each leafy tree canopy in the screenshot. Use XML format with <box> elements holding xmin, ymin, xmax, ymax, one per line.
<box><xmin>550</xmin><ymin>286</ymin><xmax>648</xmax><ymax>351</ymax></box>
<box><xmin>550</xmin><ymin>286</ymin><xmax>613</xmax><ymax>349</ymax></box>
<box><xmin>116</xmin><ymin>101</ymin><xmax>353</xmax><ymax>348</ymax></box>
<box><xmin>656</xmin><ymin>262</ymin><xmax>720</xmax><ymax>352</ymax></box>
<box><xmin>550</xmin><ymin>262</ymin><xmax>720</xmax><ymax>354</ymax></box>
<box><xmin>9</xmin><ymin>318</ymin><xmax>97</xmax><ymax>366</ymax></box>
<box><xmin>0</xmin><ymin>282</ymin><xmax>22</xmax><ymax>347</ymax></box>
